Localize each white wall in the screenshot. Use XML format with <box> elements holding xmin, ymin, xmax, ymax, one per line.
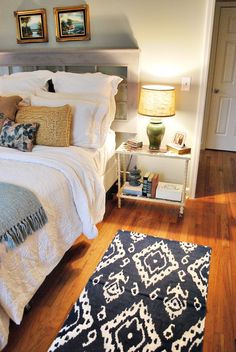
<box><xmin>0</xmin><ymin>0</ymin><xmax>214</xmax><ymax>194</ymax></box>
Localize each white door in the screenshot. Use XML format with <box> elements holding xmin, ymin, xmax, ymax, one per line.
<box><xmin>206</xmin><ymin>7</ymin><xmax>236</xmax><ymax>151</ymax></box>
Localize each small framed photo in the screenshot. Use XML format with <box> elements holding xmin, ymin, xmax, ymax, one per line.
<box><xmin>172</xmin><ymin>131</ymin><xmax>186</xmax><ymax>147</ymax></box>
<box><xmin>14</xmin><ymin>9</ymin><xmax>48</xmax><ymax>44</ymax></box>
<box><xmin>54</xmin><ymin>5</ymin><xmax>90</xmax><ymax>42</ymax></box>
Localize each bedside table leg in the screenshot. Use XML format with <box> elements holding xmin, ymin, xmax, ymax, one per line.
<box><xmin>117</xmin><ymin>153</ymin><xmax>121</xmax><ymax>208</ymax></box>
<box><xmin>179</xmin><ymin>159</ymin><xmax>189</xmax><ymax>217</ymax></box>
<box><xmin>122</xmin><ymin>154</ymin><xmax>127</xmax><ymax>183</ymax></box>
<box><xmin>179</xmin><ymin>206</ymin><xmax>184</xmax><ymax>217</ymax></box>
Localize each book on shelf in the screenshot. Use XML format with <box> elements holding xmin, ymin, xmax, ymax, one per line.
<box><xmin>142</xmin><ymin>172</ymin><xmax>150</xmax><ymax>196</ymax></box>
<box><xmin>147</xmin><ymin>173</ymin><xmax>155</xmax><ymax>198</ymax></box>
<box><xmin>141</xmin><ymin>172</ymin><xmax>159</xmax><ymax>198</ymax></box>
<box><xmin>122</xmin><ymin>182</ymin><xmax>143</xmax><ymax>196</ymax></box>
<box><xmin>155</xmin><ymin>182</ymin><xmax>183</xmax><ymax>202</ymax></box>
<box><xmin>166</xmin><ymin>143</ymin><xmax>191</xmax><ymax>155</ymax></box>
<box><xmin>151</xmin><ymin>173</ymin><xmax>159</xmax><ymax>198</ymax></box>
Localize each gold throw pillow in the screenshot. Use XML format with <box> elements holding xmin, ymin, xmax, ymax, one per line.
<box><xmin>16</xmin><ymin>105</ymin><xmax>72</xmax><ymax>147</ymax></box>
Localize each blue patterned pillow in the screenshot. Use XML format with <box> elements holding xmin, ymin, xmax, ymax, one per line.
<box><xmin>0</xmin><ymin>119</ymin><xmax>39</xmax><ymax>152</ymax></box>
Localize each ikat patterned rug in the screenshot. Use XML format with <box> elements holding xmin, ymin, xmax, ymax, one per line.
<box><xmin>48</xmin><ymin>230</ymin><xmax>211</xmax><ymax>352</ymax></box>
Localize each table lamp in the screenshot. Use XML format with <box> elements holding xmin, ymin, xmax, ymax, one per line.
<box><xmin>138</xmin><ymin>84</ymin><xmax>175</xmax><ymax>150</ymax></box>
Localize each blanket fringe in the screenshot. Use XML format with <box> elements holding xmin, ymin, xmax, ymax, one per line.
<box><xmin>0</xmin><ymin>207</ymin><xmax>48</xmax><ymax>249</ymax></box>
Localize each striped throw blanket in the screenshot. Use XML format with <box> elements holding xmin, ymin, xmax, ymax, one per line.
<box><xmin>0</xmin><ymin>183</ymin><xmax>48</xmax><ymax>249</ymax></box>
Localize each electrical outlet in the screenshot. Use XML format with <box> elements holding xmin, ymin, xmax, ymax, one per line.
<box><xmin>181</xmin><ymin>77</ymin><xmax>191</xmax><ymax>91</ymax></box>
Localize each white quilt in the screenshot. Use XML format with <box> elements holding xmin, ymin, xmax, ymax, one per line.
<box><xmin>0</xmin><ymin>145</ymin><xmax>105</xmax><ymax>350</ymax></box>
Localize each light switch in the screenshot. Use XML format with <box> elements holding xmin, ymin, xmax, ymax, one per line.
<box><xmin>181</xmin><ymin>77</ymin><xmax>191</xmax><ymax>91</ymax></box>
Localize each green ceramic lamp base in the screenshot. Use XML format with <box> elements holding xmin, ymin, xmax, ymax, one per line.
<box><xmin>147</xmin><ymin>120</ymin><xmax>165</xmax><ymax>150</ymax></box>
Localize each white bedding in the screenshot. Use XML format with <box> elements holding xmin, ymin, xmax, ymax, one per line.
<box><xmin>0</xmin><ymin>144</ymin><xmax>106</xmax><ymax>350</ymax></box>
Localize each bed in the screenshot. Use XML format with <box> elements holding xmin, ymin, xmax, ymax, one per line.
<box><xmin>0</xmin><ymin>49</ymin><xmax>139</xmax><ymax>350</ymax></box>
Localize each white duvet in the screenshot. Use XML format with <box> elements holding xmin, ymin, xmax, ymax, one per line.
<box><xmin>0</xmin><ymin>145</ymin><xmax>105</xmax><ymax>350</ymax></box>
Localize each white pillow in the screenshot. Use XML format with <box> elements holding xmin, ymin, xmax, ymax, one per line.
<box><xmin>3</xmin><ymin>70</ymin><xmax>53</xmax><ymax>80</ymax></box>
<box><xmin>35</xmin><ymin>89</ymin><xmax>108</xmax><ymax>102</ymax></box>
<box><xmin>34</xmin><ymin>89</ymin><xmax>116</xmax><ymax>121</ymax></box>
<box><xmin>0</xmin><ymin>70</ymin><xmax>53</xmax><ymax>96</ymax></box>
<box><xmin>30</xmin><ymin>95</ymin><xmax>113</xmax><ymax>148</ymax></box>
<box><xmin>52</xmin><ymin>71</ymin><xmax>123</xmax><ymax>98</ymax></box>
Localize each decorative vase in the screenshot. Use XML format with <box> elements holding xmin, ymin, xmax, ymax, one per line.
<box><xmin>147</xmin><ymin>120</ymin><xmax>165</xmax><ymax>150</ymax></box>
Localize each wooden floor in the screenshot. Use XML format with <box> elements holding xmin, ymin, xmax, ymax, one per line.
<box><xmin>3</xmin><ymin>149</ymin><xmax>236</xmax><ymax>352</ymax></box>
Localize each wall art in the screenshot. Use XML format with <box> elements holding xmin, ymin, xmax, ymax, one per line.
<box><xmin>14</xmin><ymin>9</ymin><xmax>48</xmax><ymax>44</ymax></box>
<box><xmin>54</xmin><ymin>5</ymin><xmax>90</xmax><ymax>42</ymax></box>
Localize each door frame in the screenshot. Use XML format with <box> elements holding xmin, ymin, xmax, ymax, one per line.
<box><xmin>201</xmin><ymin>1</ymin><xmax>236</xmax><ymax>150</ymax></box>
<box><xmin>190</xmin><ymin>0</ymin><xmax>215</xmax><ymax>197</ymax></box>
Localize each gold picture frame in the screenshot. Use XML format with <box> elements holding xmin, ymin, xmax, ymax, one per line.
<box><xmin>172</xmin><ymin>131</ymin><xmax>186</xmax><ymax>148</ymax></box>
<box><xmin>14</xmin><ymin>9</ymin><xmax>48</xmax><ymax>44</ymax></box>
<box><xmin>54</xmin><ymin>5</ymin><xmax>90</xmax><ymax>42</ymax></box>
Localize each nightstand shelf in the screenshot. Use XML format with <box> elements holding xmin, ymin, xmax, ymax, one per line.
<box><xmin>115</xmin><ymin>142</ymin><xmax>191</xmax><ymax>217</ymax></box>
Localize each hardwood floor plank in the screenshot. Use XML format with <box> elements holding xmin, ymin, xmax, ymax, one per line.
<box><xmin>3</xmin><ymin>150</ymin><xmax>236</xmax><ymax>352</ymax></box>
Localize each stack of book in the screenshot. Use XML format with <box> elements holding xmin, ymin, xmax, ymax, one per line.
<box><xmin>122</xmin><ymin>182</ymin><xmax>143</xmax><ymax>196</ymax></box>
<box><xmin>142</xmin><ymin>172</ymin><xmax>159</xmax><ymax>198</ymax></box>
<box><xmin>126</xmin><ymin>139</ymin><xmax>143</xmax><ymax>149</ymax></box>
<box><xmin>166</xmin><ymin>143</ymin><xmax>191</xmax><ymax>155</ymax></box>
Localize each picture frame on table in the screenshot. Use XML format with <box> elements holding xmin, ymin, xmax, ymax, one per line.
<box><xmin>14</xmin><ymin>8</ymin><xmax>48</xmax><ymax>44</ymax></box>
<box><xmin>172</xmin><ymin>131</ymin><xmax>186</xmax><ymax>148</ymax></box>
<box><xmin>54</xmin><ymin>5</ymin><xmax>90</xmax><ymax>42</ymax></box>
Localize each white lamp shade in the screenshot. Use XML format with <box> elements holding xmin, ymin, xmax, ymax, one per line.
<box><xmin>138</xmin><ymin>84</ymin><xmax>175</xmax><ymax>117</ymax></box>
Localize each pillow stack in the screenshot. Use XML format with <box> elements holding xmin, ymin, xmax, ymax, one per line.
<box><xmin>32</xmin><ymin>71</ymin><xmax>122</xmax><ymax>149</ymax></box>
<box><xmin>0</xmin><ymin>70</ymin><xmax>54</xmax><ymax>152</ymax></box>
<box><xmin>0</xmin><ymin>69</ymin><xmax>122</xmax><ymax>151</ymax></box>
<box><xmin>30</xmin><ymin>93</ymin><xmax>112</xmax><ymax>149</ymax></box>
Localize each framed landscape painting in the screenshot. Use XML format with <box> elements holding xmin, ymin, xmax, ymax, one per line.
<box><xmin>14</xmin><ymin>9</ymin><xmax>48</xmax><ymax>44</ymax></box>
<box><xmin>54</xmin><ymin>5</ymin><xmax>90</xmax><ymax>42</ymax></box>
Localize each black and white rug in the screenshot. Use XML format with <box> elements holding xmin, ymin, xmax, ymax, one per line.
<box><xmin>48</xmin><ymin>230</ymin><xmax>211</xmax><ymax>352</ymax></box>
